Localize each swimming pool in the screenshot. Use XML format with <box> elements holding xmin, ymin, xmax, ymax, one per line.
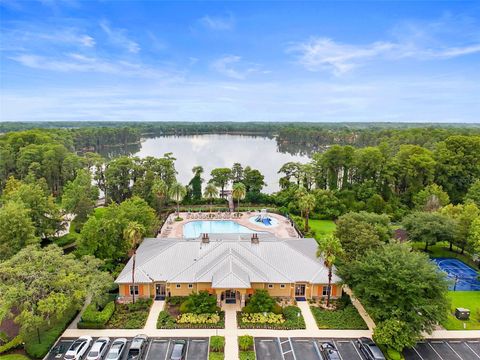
<box><xmin>183</xmin><ymin>220</ymin><xmax>259</xmax><ymax>238</ymax></box>
<box><xmin>432</xmin><ymin>258</ymin><xmax>480</xmax><ymax>291</ymax></box>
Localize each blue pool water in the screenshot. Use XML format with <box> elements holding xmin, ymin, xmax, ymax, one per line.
<box><xmin>432</xmin><ymin>258</ymin><xmax>480</xmax><ymax>291</ymax></box>
<box><xmin>183</xmin><ymin>220</ymin><xmax>258</xmax><ymax>238</ymax></box>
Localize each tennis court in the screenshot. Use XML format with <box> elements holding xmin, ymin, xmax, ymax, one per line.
<box><xmin>432</xmin><ymin>258</ymin><xmax>480</xmax><ymax>291</ymax></box>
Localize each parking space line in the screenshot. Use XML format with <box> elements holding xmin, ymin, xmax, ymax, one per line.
<box><xmin>288</xmin><ymin>338</ymin><xmax>297</xmax><ymax>360</ymax></box>
<box><xmin>465</xmin><ymin>342</ymin><xmax>480</xmax><ymax>359</ymax></box>
<box><xmin>428</xmin><ymin>342</ymin><xmax>444</xmax><ymax>360</ymax></box>
<box><xmin>351</xmin><ymin>340</ymin><xmax>364</xmax><ymax>360</ymax></box>
<box><xmin>445</xmin><ymin>342</ymin><xmax>463</xmax><ymax>360</ymax></box>
<box><xmin>283</xmin><ymin>349</ymin><xmax>293</xmax><ymax>354</ymax></box>
<box><xmin>313</xmin><ymin>341</ymin><xmax>323</xmax><ymax>360</ymax></box>
<box><xmin>412</xmin><ymin>346</ymin><xmax>425</xmax><ymax>360</ymax></box>
<box><xmin>277</xmin><ymin>338</ymin><xmax>286</xmax><ymax>360</ymax></box>
<box><xmin>145</xmin><ymin>338</ymin><xmax>153</xmax><ymax>360</ymax></box>
<box><xmin>164</xmin><ymin>341</ymin><xmax>171</xmax><ymax>360</ymax></box>
<box><xmin>185</xmin><ymin>339</ymin><xmax>190</xmax><ymax>360</ymax></box>
<box><xmin>280</xmin><ymin>340</ymin><xmax>290</xmax><ymax>344</ymax></box>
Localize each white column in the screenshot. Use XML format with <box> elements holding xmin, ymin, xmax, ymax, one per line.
<box><xmin>240</xmin><ymin>293</ymin><xmax>245</xmax><ymax>307</ymax></box>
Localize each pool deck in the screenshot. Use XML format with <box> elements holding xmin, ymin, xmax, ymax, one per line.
<box><xmin>158</xmin><ymin>211</ymin><xmax>299</xmax><ymax>239</ymax></box>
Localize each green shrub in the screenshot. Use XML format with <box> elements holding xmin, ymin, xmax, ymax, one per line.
<box><xmin>240</xmin><ymin>312</ymin><xmax>285</xmax><ymax>324</ymax></box>
<box><xmin>209</xmin><ymin>353</ymin><xmax>224</xmax><ymax>360</ymax></box>
<box><xmin>310</xmin><ymin>304</ymin><xmax>368</xmax><ymax>329</ymax></box>
<box><xmin>272</xmin><ymin>303</ymin><xmax>283</xmax><ymax>315</ymax></box>
<box><xmin>210</xmin><ymin>336</ymin><xmax>225</xmax><ymax>352</ymax></box>
<box><xmin>157</xmin><ymin>311</ymin><xmax>176</xmax><ymax>329</ymax></box>
<box><xmin>127</xmin><ymin>298</ymin><xmax>152</xmax><ymax>311</ymax></box>
<box><xmin>238</xmin><ymin>335</ymin><xmax>253</xmax><ymax>351</ymax></box>
<box><xmin>167</xmin><ymin>296</ymin><xmax>185</xmax><ymax>306</ymax></box>
<box><xmin>80</xmin><ymin>301</ymin><xmax>115</xmax><ymax>325</ymax></box>
<box><xmin>106</xmin><ymin>301</ymin><xmax>150</xmax><ymax>329</ymax></box>
<box><xmin>246</xmin><ymin>290</ymin><xmax>275</xmax><ymax>313</ymax></box>
<box><xmin>180</xmin><ymin>292</ymin><xmax>217</xmax><ymax>314</ymax></box>
<box><xmin>387</xmin><ymin>348</ymin><xmax>402</xmax><ymax>360</ymax></box>
<box><xmin>283</xmin><ymin>306</ymin><xmax>306</xmax><ymax>329</ymax></box>
<box><xmin>177</xmin><ymin>313</ymin><xmax>220</xmax><ymax>324</ymax></box>
<box><xmin>239</xmin><ymin>351</ymin><xmax>255</xmax><ymax>360</ymax></box>
<box><xmin>77</xmin><ymin>321</ymin><xmax>106</xmax><ymax>329</ymax></box>
<box><xmin>0</xmin><ymin>335</ymin><xmax>23</xmax><ymax>354</ymax></box>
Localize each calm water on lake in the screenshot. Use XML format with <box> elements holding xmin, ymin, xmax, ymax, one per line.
<box><xmin>133</xmin><ymin>134</ymin><xmax>310</xmax><ymax>193</ymax></box>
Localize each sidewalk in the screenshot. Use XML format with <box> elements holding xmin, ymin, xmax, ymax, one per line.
<box><xmin>343</xmin><ymin>286</ymin><xmax>376</xmax><ymax>331</ymax></box>
<box><xmin>144</xmin><ymin>300</ymin><xmax>165</xmax><ymax>331</ymax></box>
<box><xmin>223</xmin><ymin>304</ymin><xmax>239</xmax><ymax>360</ymax></box>
<box><xmin>296</xmin><ymin>301</ymin><xmax>318</xmax><ymax>331</ymax></box>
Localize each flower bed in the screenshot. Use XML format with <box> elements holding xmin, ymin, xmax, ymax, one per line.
<box><xmin>310</xmin><ymin>300</ymin><xmax>368</xmax><ymax>330</ymax></box>
<box><xmin>157</xmin><ymin>310</ymin><xmax>225</xmax><ymax>329</ymax></box>
<box><xmin>106</xmin><ymin>298</ymin><xmax>152</xmax><ymax>329</ymax></box>
<box><xmin>237</xmin><ymin>306</ymin><xmax>305</xmax><ymax>330</ymax></box>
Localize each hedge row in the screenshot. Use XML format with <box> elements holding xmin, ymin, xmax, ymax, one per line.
<box><xmin>0</xmin><ymin>335</ymin><xmax>23</xmax><ymax>354</ymax></box>
<box><xmin>78</xmin><ymin>301</ymin><xmax>115</xmax><ymax>329</ymax></box>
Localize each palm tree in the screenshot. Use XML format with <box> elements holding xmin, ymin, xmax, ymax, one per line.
<box><xmin>232</xmin><ymin>182</ymin><xmax>246</xmax><ymax>213</ymax></box>
<box><xmin>316</xmin><ymin>235</ymin><xmax>343</xmax><ymax>307</ymax></box>
<box><xmin>123</xmin><ymin>221</ymin><xmax>146</xmax><ymax>304</ymax></box>
<box><xmin>298</xmin><ymin>193</ymin><xmax>316</xmax><ymax>232</ymax></box>
<box><xmin>204</xmin><ymin>183</ymin><xmax>218</xmax><ymax>213</ymax></box>
<box><xmin>192</xmin><ymin>166</ymin><xmax>204</xmax><ymax>177</ymax></box>
<box><xmin>152</xmin><ymin>178</ymin><xmax>168</xmax><ymax>211</ymax></box>
<box><xmin>169</xmin><ymin>182</ymin><xmax>187</xmax><ymax>215</ymax></box>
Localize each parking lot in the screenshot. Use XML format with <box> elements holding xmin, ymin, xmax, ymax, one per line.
<box><xmin>403</xmin><ymin>339</ymin><xmax>480</xmax><ymax>360</ymax></box>
<box><xmin>48</xmin><ymin>337</ymin><xmax>209</xmax><ymax>360</ymax></box>
<box><xmin>254</xmin><ymin>338</ymin><xmax>480</xmax><ymax>360</ymax></box>
<box><xmin>255</xmin><ymin>338</ymin><xmax>365</xmax><ymax>360</ymax></box>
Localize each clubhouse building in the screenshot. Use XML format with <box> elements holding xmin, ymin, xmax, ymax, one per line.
<box><xmin>115</xmin><ymin>233</ymin><xmax>342</xmax><ymax>306</ymax></box>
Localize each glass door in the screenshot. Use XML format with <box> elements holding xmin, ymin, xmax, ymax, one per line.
<box><xmin>225</xmin><ymin>290</ymin><xmax>237</xmax><ymax>304</ymax></box>
<box><xmin>295</xmin><ymin>284</ymin><xmax>306</xmax><ymax>297</ymax></box>
<box><xmin>155</xmin><ymin>283</ymin><xmax>166</xmax><ymax>300</ymax></box>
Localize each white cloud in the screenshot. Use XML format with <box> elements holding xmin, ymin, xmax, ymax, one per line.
<box><xmin>211</xmin><ymin>55</ymin><xmax>266</xmax><ymax>80</ymax></box>
<box><xmin>100</xmin><ymin>20</ymin><xmax>140</xmax><ymax>53</ymax></box>
<box><xmin>199</xmin><ymin>13</ymin><xmax>235</xmax><ymax>30</ymax></box>
<box><xmin>288</xmin><ymin>37</ymin><xmax>395</xmax><ymax>75</ymax></box>
<box><xmin>9</xmin><ymin>53</ymin><xmax>171</xmax><ymax>78</ymax></box>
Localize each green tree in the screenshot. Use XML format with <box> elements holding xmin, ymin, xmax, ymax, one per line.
<box><xmin>61</xmin><ymin>169</ymin><xmax>99</xmax><ymax>223</ymax></box>
<box><xmin>468</xmin><ymin>217</ymin><xmax>480</xmax><ymax>256</ymax></box>
<box><xmin>232</xmin><ymin>182</ymin><xmax>246</xmax><ymax>212</ymax></box>
<box><xmin>123</xmin><ymin>221</ymin><xmax>145</xmax><ymax>304</ymax></box>
<box><xmin>243</xmin><ymin>166</ymin><xmax>266</xmax><ymax>194</ymax></box>
<box><xmin>2</xmin><ymin>177</ymin><xmax>61</xmax><ymax>237</ymax></box>
<box><xmin>151</xmin><ymin>178</ymin><xmax>168</xmax><ymax>211</ymax></box>
<box><xmin>0</xmin><ymin>201</ymin><xmax>38</xmax><ymax>260</ymax></box>
<box><xmin>316</xmin><ymin>235</ymin><xmax>343</xmax><ymax>306</ymax></box>
<box><xmin>203</xmin><ymin>183</ymin><xmax>218</xmax><ymax>213</ymax></box>
<box><xmin>169</xmin><ymin>182</ymin><xmax>187</xmax><ymax>215</ymax></box>
<box><xmin>373</xmin><ymin>319</ymin><xmax>419</xmax><ymax>352</ymax></box>
<box><xmin>338</xmin><ymin>243</ymin><xmax>449</xmax><ymax>340</ymax></box>
<box><xmin>440</xmin><ymin>203</ymin><xmax>480</xmax><ymax>253</ymax></box>
<box><xmin>180</xmin><ymin>291</ymin><xmax>217</xmax><ymax>314</ymax></box>
<box><xmin>465</xmin><ymin>179</ymin><xmax>480</xmax><ymax>207</ymax></box>
<box><xmin>231</xmin><ymin>163</ymin><xmax>244</xmax><ymax>183</ymax></box>
<box><xmin>78</xmin><ymin>196</ymin><xmax>157</xmax><ymax>260</ymax></box>
<box><xmin>298</xmin><ymin>193</ymin><xmax>316</xmax><ymax>232</ymax></box>
<box><xmin>403</xmin><ymin>211</ymin><xmax>456</xmax><ymax>251</ymax></box>
<box><xmin>0</xmin><ymin>245</ymin><xmax>112</xmax><ymax>342</ymax></box>
<box><xmin>104</xmin><ymin>156</ymin><xmax>135</xmax><ymax>203</ymax></box>
<box><xmin>245</xmin><ymin>290</ymin><xmax>275</xmax><ymax>313</ymax></box>
<box><xmin>210</xmin><ymin>168</ymin><xmax>232</xmax><ymax>198</ymax></box>
<box><xmin>413</xmin><ymin>184</ymin><xmax>450</xmax><ymax>212</ymax></box>
<box><xmin>189</xmin><ymin>166</ymin><xmax>204</xmax><ymax>201</ymax></box>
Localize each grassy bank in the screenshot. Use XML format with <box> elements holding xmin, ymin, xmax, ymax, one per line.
<box><xmin>442</xmin><ymin>291</ymin><xmax>480</xmax><ymax>330</ymax></box>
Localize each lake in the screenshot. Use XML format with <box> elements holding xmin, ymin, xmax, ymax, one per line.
<box><xmin>133</xmin><ymin>134</ymin><xmax>310</xmax><ymax>193</ymax></box>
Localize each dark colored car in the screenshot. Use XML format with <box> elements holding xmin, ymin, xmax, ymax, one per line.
<box><xmin>170</xmin><ymin>340</ymin><xmax>187</xmax><ymax>360</ymax></box>
<box><xmin>127</xmin><ymin>335</ymin><xmax>149</xmax><ymax>360</ymax></box>
<box><xmin>320</xmin><ymin>342</ymin><xmax>341</xmax><ymax>360</ymax></box>
<box><xmin>357</xmin><ymin>338</ymin><xmax>386</xmax><ymax>360</ymax></box>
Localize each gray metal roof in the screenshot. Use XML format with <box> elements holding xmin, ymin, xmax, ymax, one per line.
<box><xmin>115</xmin><ymin>235</ymin><xmax>341</xmax><ymax>287</ymax></box>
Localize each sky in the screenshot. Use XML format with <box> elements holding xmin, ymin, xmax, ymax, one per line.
<box><xmin>0</xmin><ymin>0</ymin><xmax>479</xmax><ymax>123</ymax></box>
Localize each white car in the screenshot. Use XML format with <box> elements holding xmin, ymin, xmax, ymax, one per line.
<box><xmin>64</xmin><ymin>336</ymin><xmax>93</xmax><ymax>360</ymax></box>
<box><xmin>105</xmin><ymin>338</ymin><xmax>128</xmax><ymax>360</ymax></box>
<box><xmin>86</xmin><ymin>337</ymin><xmax>110</xmax><ymax>360</ymax></box>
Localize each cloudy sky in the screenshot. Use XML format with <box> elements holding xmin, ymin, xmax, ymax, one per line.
<box><xmin>0</xmin><ymin>0</ymin><xmax>479</xmax><ymax>123</ymax></box>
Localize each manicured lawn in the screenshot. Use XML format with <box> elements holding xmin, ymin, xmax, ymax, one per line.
<box><xmin>0</xmin><ymin>355</ymin><xmax>30</xmax><ymax>360</ymax></box>
<box><xmin>441</xmin><ymin>291</ymin><xmax>480</xmax><ymax>330</ymax></box>
<box><xmin>309</xmin><ymin>219</ymin><xmax>336</xmax><ymax>237</ymax></box>
<box><xmin>410</xmin><ymin>241</ymin><xmax>478</xmax><ymax>269</ymax></box>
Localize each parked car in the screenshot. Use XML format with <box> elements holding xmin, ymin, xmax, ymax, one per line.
<box><xmin>64</xmin><ymin>336</ymin><xmax>93</xmax><ymax>360</ymax></box>
<box><xmin>51</xmin><ymin>343</ymin><xmax>69</xmax><ymax>359</ymax></box>
<box><xmin>170</xmin><ymin>340</ymin><xmax>187</xmax><ymax>360</ymax></box>
<box><xmin>319</xmin><ymin>342</ymin><xmax>341</xmax><ymax>360</ymax></box>
<box><xmin>105</xmin><ymin>338</ymin><xmax>128</xmax><ymax>360</ymax></box>
<box><xmin>86</xmin><ymin>337</ymin><xmax>111</xmax><ymax>360</ymax></box>
<box><xmin>127</xmin><ymin>334</ymin><xmax>149</xmax><ymax>360</ymax></box>
<box><xmin>357</xmin><ymin>338</ymin><xmax>386</xmax><ymax>360</ymax></box>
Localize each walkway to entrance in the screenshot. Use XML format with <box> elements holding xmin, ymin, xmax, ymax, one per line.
<box><xmin>223</xmin><ymin>303</ymin><xmax>240</xmax><ymax>360</ymax></box>
<box><xmin>144</xmin><ymin>300</ymin><xmax>165</xmax><ymax>331</ymax></box>
<box><xmin>296</xmin><ymin>300</ymin><xmax>318</xmax><ymax>331</ymax></box>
